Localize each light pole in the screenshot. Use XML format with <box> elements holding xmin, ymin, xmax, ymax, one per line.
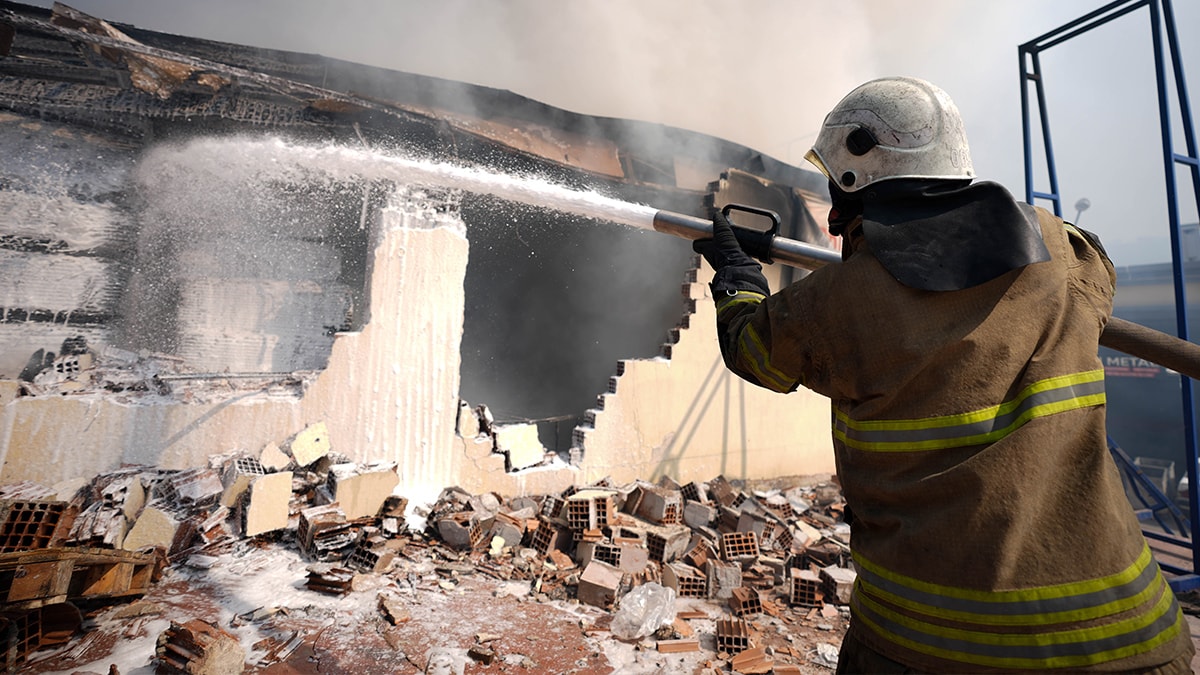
<box><xmin>1074</xmin><ymin>197</ymin><xmax>1091</xmax><ymax>226</ymax></box>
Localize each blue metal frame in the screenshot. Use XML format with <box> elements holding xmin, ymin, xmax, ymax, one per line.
<box><xmin>1110</xmin><ymin>437</ymin><xmax>1190</xmax><ymax>538</ymax></box>
<box><xmin>1020</xmin><ymin>0</ymin><xmax>1200</xmax><ymax>591</ymax></box>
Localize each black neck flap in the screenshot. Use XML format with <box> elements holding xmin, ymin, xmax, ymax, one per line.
<box><xmin>859</xmin><ymin>180</ymin><xmax>1050</xmax><ymax>291</ymax></box>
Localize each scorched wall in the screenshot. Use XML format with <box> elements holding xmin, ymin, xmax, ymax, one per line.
<box><xmin>0</xmin><ymin>1</ymin><xmax>835</xmax><ymax>495</ymax></box>
<box><xmin>0</xmin><ymin>186</ymin><xmax>834</xmax><ymax>495</ymax></box>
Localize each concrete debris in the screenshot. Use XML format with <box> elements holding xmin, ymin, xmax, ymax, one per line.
<box><xmin>219</xmin><ymin>456</ymin><xmax>265</xmax><ymax>508</ymax></box>
<box><xmin>285</xmin><ymin>421</ymin><xmax>332</xmax><ymax>468</ymax></box>
<box><xmin>258</xmin><ymin>442</ymin><xmax>292</xmax><ymax>472</ymax></box>
<box><xmin>121</xmin><ymin>505</ymin><xmax>178</xmax><ymax>552</ymax></box>
<box><xmin>298</xmin><ymin>503</ymin><xmax>373</xmax><ymax>560</ymax></box>
<box><xmin>425</xmin><ymin>647</ymin><xmax>467</xmax><ymax>675</ymax></box>
<box><xmin>0</xmin><ymin>463</ymin><xmax>852</xmax><ymax>670</ymax></box>
<box><xmin>377</xmin><ymin>591</ymin><xmax>411</xmax><ymax>625</ymax></box>
<box><xmin>159</xmin><ymin>468</ymin><xmax>221</xmax><ymax>507</ymax></box>
<box><xmin>240</xmin><ymin>471</ymin><xmax>293</xmax><ymax>537</ymax></box>
<box><xmin>790</xmin><ymin>568</ymin><xmax>825</xmax><ymax>607</ymax></box>
<box><xmin>493</xmin><ymin>423</ymin><xmax>547</xmax><ymax>472</ymax></box>
<box><xmin>0</xmin><ymin>499</ymin><xmax>74</xmax><ymax>552</ymax></box>
<box><xmin>327</xmin><ymin>462</ymin><xmax>399</xmax><ymax>519</ymax></box>
<box><xmin>729</xmin><ymin>645</ymin><xmax>773</xmax><ymax>673</ymax></box>
<box><xmin>155</xmin><ymin>619</ymin><xmax>245</xmax><ymax>675</ymax></box>
<box><xmin>577</xmin><ymin>559</ymin><xmax>623</xmax><ymax>609</ymax></box>
<box><xmin>249</xmin><ymin>629</ymin><xmax>304</xmax><ymax>668</ymax></box>
<box><xmin>101</xmin><ymin>472</ymin><xmax>146</xmax><ymax>522</ymax></box>
<box><xmin>466</xmin><ymin>643</ymin><xmax>495</xmax><ymax>664</ymax></box>
<box><xmin>811</xmin><ymin>642</ymin><xmax>842</xmax><ymax>668</ymax></box>
<box><xmin>347</xmin><ymin>536</ymin><xmax>396</xmax><ymax>573</ymax></box>
<box><xmin>820</xmin><ymin>564</ymin><xmax>858</xmax><ymax>605</ymax></box>
<box><xmin>657</xmin><ymin>637</ymin><xmax>700</xmax><ymax>653</ymax></box>
<box><xmin>305</xmin><ymin>564</ymin><xmax>356</xmax><ymax>595</ymax></box>
<box><xmin>716</xmin><ymin>616</ymin><xmax>754</xmax><ymax>654</ymax></box>
<box><xmin>730</xmin><ymin>586</ymin><xmax>763</xmax><ymax>617</ymax></box>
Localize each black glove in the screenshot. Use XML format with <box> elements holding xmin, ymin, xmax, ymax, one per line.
<box><xmin>693</xmin><ymin>209</ymin><xmax>759</xmax><ymax>271</ymax></box>
<box><xmin>694</xmin><ymin>210</ymin><xmax>770</xmax><ymax>297</ymax></box>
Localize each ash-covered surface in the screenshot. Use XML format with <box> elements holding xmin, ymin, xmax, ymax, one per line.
<box><xmin>2</xmin><ymin>464</ymin><xmax>851</xmax><ymax>674</ymax></box>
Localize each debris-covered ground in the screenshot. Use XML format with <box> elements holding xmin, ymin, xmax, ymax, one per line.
<box><xmin>0</xmin><ymin>434</ymin><xmax>856</xmax><ymax>674</ymax></box>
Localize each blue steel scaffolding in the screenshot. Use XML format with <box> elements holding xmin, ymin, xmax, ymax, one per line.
<box><xmin>1019</xmin><ymin>0</ymin><xmax>1200</xmax><ymax>591</ymax></box>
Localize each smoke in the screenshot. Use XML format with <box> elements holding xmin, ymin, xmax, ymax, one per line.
<box><xmin>28</xmin><ymin>0</ymin><xmax>875</xmax><ymax>164</ymax></box>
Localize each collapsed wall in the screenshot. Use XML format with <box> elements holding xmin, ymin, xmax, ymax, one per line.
<box><xmin>0</xmin><ymin>113</ymin><xmax>134</xmax><ymax>379</ymax></box>
<box><xmin>572</xmin><ymin>265</ymin><xmax>834</xmax><ymax>487</ymax></box>
<box><xmin>0</xmin><ymin>1</ymin><xmax>836</xmax><ymax>496</ymax></box>
<box><xmin>0</xmin><ymin>171</ymin><xmax>833</xmax><ymax>495</ymax></box>
<box><xmin>0</xmin><ymin>194</ymin><xmax>480</xmax><ymax>496</ymax></box>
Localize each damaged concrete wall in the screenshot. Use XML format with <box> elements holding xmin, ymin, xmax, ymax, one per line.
<box><xmin>571</xmin><ymin>264</ymin><xmax>834</xmax><ymax>486</ymax></box>
<box><xmin>0</xmin><ymin>1</ymin><xmax>837</xmax><ymax>496</ymax></box>
<box><xmin>296</xmin><ymin>201</ymin><xmax>473</xmax><ymax>493</ymax></box>
<box><xmin>0</xmin><ymin>182</ymin><xmax>833</xmax><ymax>494</ymax></box>
<box><xmin>0</xmin><ymin>196</ymin><xmax>477</xmax><ymax>492</ymax></box>
<box><xmin>0</xmin><ymin>112</ymin><xmax>135</xmax><ymax>378</ymax></box>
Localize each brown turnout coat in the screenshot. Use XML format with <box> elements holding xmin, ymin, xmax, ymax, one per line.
<box><xmin>713</xmin><ymin>206</ymin><xmax>1193</xmax><ymax>672</ymax></box>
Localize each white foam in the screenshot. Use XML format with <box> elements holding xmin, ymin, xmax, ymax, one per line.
<box><xmin>135</xmin><ymin>136</ymin><xmax>660</xmax><ymax>232</ymax></box>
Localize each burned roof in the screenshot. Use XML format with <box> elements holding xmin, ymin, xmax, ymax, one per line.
<box><xmin>0</xmin><ymin>0</ymin><xmax>825</xmax><ymax>211</ymax></box>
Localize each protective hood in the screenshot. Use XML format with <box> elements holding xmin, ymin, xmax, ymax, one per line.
<box><xmin>860</xmin><ymin>180</ymin><xmax>1050</xmax><ymax>291</ymax></box>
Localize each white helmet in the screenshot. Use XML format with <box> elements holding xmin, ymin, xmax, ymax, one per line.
<box><xmin>804</xmin><ymin>76</ymin><xmax>974</xmax><ymax>193</ymax></box>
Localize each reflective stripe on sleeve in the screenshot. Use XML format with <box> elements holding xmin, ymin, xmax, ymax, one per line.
<box><xmin>715</xmin><ymin>290</ymin><xmax>766</xmax><ymax>323</ymax></box>
<box><xmin>834</xmin><ymin>370</ymin><xmax>1105</xmax><ymax>452</ymax></box>
<box><xmin>714</xmin><ymin>289</ymin><xmax>797</xmax><ymax>393</ymax></box>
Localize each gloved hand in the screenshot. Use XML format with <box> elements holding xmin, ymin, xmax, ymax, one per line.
<box><xmin>693</xmin><ymin>209</ymin><xmax>759</xmax><ymax>271</ymax></box>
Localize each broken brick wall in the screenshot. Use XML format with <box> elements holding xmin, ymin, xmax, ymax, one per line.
<box><xmin>0</xmin><ymin>113</ymin><xmax>135</xmax><ymax>379</ymax></box>
<box><xmin>0</xmin><ymin>125</ymin><xmax>834</xmax><ymax>494</ymax></box>
<box><xmin>571</xmin><ymin>262</ymin><xmax>835</xmax><ymax>486</ymax></box>
<box><xmin>0</xmin><ymin>195</ymin><xmax>485</xmax><ymax>496</ymax></box>
<box><xmin>0</xmin><ymin>182</ymin><xmax>834</xmax><ymax>494</ymax></box>
<box><xmin>0</xmin><ymin>1</ymin><xmax>836</xmax><ymax>495</ymax></box>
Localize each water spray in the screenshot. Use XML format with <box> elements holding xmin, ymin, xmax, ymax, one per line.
<box><xmin>148</xmin><ymin>137</ymin><xmax>1200</xmax><ymax>380</ymax></box>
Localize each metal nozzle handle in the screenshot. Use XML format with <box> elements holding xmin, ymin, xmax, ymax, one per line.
<box><xmin>651</xmin><ymin>209</ymin><xmax>841</xmax><ymax>272</ymax></box>
<box><xmin>653</xmin><ymin>209</ymin><xmax>1200</xmax><ymax>379</ymax></box>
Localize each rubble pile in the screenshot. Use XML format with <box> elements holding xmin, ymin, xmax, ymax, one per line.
<box><xmin>0</xmin><ymin>426</ymin><xmax>853</xmax><ymax>673</ymax></box>
<box><xmin>415</xmin><ymin>475</ymin><xmax>855</xmax><ymax>671</ymax></box>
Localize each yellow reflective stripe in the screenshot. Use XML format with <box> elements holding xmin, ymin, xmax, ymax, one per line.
<box><xmin>715</xmin><ymin>290</ymin><xmax>765</xmax><ymax>323</ymax></box>
<box><xmin>712</xmin><ymin>288</ymin><xmax>796</xmax><ymax>392</ymax></box>
<box><xmin>854</xmin><ymin>545</ymin><xmax>1161</xmax><ymax>626</ymax></box>
<box><xmin>834</xmin><ymin>370</ymin><xmax>1105</xmax><ymax>452</ymax></box>
<box><xmin>853</xmin><ymin>579</ymin><xmax>1184</xmax><ymax>669</ymax></box>
<box><xmin>838</xmin><ymin>371</ymin><xmax>1103</xmax><ymax>432</ymax></box>
<box><xmin>736</xmin><ymin>323</ymin><xmax>795</xmax><ymax>393</ymax></box>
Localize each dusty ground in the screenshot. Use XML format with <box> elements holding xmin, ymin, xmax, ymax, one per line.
<box><xmin>23</xmin><ymin>538</ymin><xmax>846</xmax><ymax>674</ymax></box>
<box><xmin>18</xmin><ymin>473</ymin><xmax>1200</xmax><ymax>674</ymax></box>
<box><xmin>20</xmin><ymin>541</ymin><xmax>1200</xmax><ymax>673</ymax></box>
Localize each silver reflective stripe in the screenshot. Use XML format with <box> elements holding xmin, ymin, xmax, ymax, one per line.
<box><xmin>856</xmin><ymin>549</ymin><xmax>1159</xmax><ymax>619</ymax></box>
<box><xmin>853</xmin><ymin>585</ymin><xmax>1182</xmax><ymax>665</ymax></box>
<box><xmin>850</xmin><ymin>545</ymin><xmax>1186</xmax><ymax>667</ymax></box>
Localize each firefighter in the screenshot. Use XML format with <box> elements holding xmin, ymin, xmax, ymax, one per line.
<box><xmin>694</xmin><ymin>76</ymin><xmax>1195</xmax><ymax>673</ymax></box>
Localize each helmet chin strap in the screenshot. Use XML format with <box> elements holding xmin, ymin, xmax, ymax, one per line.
<box><xmin>827</xmin><ymin>181</ymin><xmax>863</xmax><ymax>237</ymax></box>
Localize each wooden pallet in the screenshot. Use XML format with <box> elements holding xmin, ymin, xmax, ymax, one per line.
<box><xmin>0</xmin><ymin>547</ymin><xmax>156</xmax><ymax>610</ymax></box>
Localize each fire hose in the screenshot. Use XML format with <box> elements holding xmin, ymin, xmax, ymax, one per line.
<box><xmin>651</xmin><ymin>206</ymin><xmax>1200</xmax><ymax>381</ymax></box>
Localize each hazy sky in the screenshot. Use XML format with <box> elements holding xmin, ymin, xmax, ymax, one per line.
<box><xmin>21</xmin><ymin>0</ymin><xmax>1200</xmax><ymax>266</ymax></box>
